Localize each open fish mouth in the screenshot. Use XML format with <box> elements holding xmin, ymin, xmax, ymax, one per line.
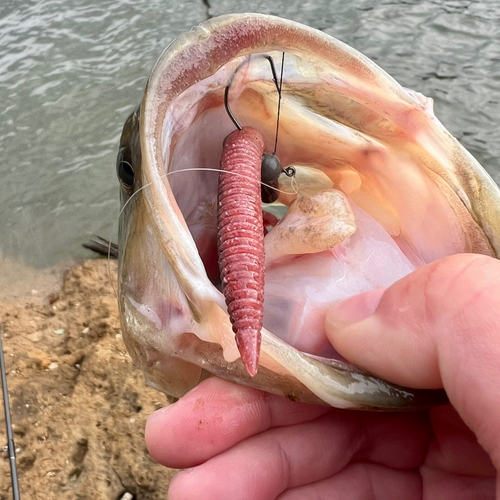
<box><xmin>117</xmin><ymin>13</ymin><xmax>500</xmax><ymax>410</ymax></box>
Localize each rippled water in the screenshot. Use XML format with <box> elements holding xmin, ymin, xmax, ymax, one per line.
<box><xmin>1</xmin><ymin>0</ymin><xmax>499</xmax><ymax>286</ymax></box>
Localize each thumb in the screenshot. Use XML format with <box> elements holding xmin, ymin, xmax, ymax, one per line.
<box><xmin>325</xmin><ymin>253</ymin><xmax>500</xmax><ymax>463</ymax></box>
<box><xmin>326</xmin><ymin>254</ymin><xmax>500</xmax><ymax>390</ymax></box>
<box><xmin>325</xmin><ymin>253</ymin><xmax>500</xmax><ymax>391</ymax></box>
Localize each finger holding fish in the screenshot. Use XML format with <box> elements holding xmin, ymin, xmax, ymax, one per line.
<box><xmin>146</xmin><ymin>378</ymin><xmax>430</xmax><ymax>500</ymax></box>
<box><xmin>148</xmin><ymin>260</ymin><xmax>500</xmax><ymax>496</ymax></box>
<box><xmin>145</xmin><ymin>377</ymin><xmax>330</xmax><ymax>469</ymax></box>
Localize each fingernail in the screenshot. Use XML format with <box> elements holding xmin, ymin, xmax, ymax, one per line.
<box><xmin>326</xmin><ymin>288</ymin><xmax>386</xmax><ymax>329</ymax></box>
<box><xmin>167</xmin><ymin>468</ymin><xmax>198</xmax><ymax>499</ymax></box>
<box><xmin>146</xmin><ymin>404</ymin><xmax>173</xmax><ymax>425</ymax></box>
<box><xmin>176</xmin><ymin>467</ymin><xmax>197</xmax><ymax>476</ymax></box>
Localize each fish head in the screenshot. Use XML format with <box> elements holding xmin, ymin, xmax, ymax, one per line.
<box><xmin>117</xmin><ymin>13</ymin><xmax>500</xmax><ymax>409</ymax></box>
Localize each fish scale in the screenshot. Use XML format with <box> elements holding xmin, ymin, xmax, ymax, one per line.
<box><xmin>217</xmin><ymin>126</ymin><xmax>266</xmax><ymax>377</ymax></box>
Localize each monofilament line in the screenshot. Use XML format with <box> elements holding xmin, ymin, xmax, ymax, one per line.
<box><xmin>273</xmin><ymin>52</ymin><xmax>285</xmax><ymax>155</ymax></box>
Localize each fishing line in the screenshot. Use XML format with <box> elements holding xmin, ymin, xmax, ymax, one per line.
<box><xmin>109</xmin><ymin>165</ymin><xmax>300</xmax><ymax>299</ymax></box>
<box><xmin>112</xmin><ymin>50</ymin><xmax>299</xmax><ymax>297</ymax></box>
<box><xmin>290</xmin><ymin>174</ymin><xmax>300</xmax><ymax>196</ymax></box>
<box><xmin>105</xmin><ymin>180</ymin><xmax>157</xmax><ymax>301</ymax></box>
<box><xmin>273</xmin><ymin>52</ymin><xmax>285</xmax><ymax>155</ymax></box>
<box><xmin>107</xmin><ymin>235</ymin><xmax>117</xmax><ymax>304</ymax></box>
<box><xmin>117</xmin><ymin>165</ymin><xmax>298</xmax><ymax>220</ymax></box>
<box><xmin>0</xmin><ymin>325</ymin><xmax>21</xmax><ymax>500</ymax></box>
<box><xmin>162</xmin><ymin>167</ymin><xmax>299</xmax><ymax>196</ymax></box>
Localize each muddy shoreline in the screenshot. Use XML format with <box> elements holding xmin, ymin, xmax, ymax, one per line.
<box><xmin>0</xmin><ymin>259</ymin><xmax>176</xmax><ymax>499</ymax></box>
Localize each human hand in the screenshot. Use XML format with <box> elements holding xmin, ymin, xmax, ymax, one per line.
<box><xmin>145</xmin><ymin>254</ymin><xmax>499</xmax><ymax>499</ymax></box>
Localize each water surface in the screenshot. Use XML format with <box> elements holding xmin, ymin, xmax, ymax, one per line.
<box><xmin>1</xmin><ymin>0</ymin><xmax>499</xmax><ymax>292</ymax></box>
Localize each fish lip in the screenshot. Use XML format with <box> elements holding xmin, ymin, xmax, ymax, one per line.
<box><xmin>119</xmin><ymin>13</ymin><xmax>499</xmax><ymax>409</ymax></box>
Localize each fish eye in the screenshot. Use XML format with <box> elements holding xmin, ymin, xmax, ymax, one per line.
<box><xmin>261</xmin><ymin>153</ymin><xmax>282</xmax><ymax>184</ymax></box>
<box><xmin>117</xmin><ymin>146</ymin><xmax>134</xmax><ymax>190</ymax></box>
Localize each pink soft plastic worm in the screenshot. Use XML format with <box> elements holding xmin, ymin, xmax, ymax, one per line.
<box><xmin>217</xmin><ymin>126</ymin><xmax>266</xmax><ymax>377</ymax></box>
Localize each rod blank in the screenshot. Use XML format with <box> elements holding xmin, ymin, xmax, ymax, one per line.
<box><xmin>0</xmin><ymin>325</ymin><xmax>21</xmax><ymax>500</ymax></box>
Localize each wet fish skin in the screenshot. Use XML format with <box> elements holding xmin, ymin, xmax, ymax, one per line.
<box><xmin>116</xmin><ymin>13</ymin><xmax>500</xmax><ymax>410</ymax></box>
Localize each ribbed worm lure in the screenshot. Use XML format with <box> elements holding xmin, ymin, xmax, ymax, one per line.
<box><xmin>217</xmin><ymin>54</ymin><xmax>291</xmax><ymax>376</ymax></box>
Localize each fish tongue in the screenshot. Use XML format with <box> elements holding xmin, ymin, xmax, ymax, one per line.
<box><xmin>264</xmin><ymin>189</ymin><xmax>357</xmax><ymax>266</ymax></box>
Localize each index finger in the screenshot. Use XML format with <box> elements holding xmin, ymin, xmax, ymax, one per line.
<box><xmin>145</xmin><ymin>376</ymin><xmax>329</xmax><ymax>468</ymax></box>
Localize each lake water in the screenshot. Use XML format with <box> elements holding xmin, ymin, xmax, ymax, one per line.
<box><xmin>1</xmin><ymin>0</ymin><xmax>499</xmax><ymax>294</ymax></box>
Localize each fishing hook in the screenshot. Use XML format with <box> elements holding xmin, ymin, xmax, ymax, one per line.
<box><xmin>224</xmin><ymin>54</ymin><xmax>281</xmax><ymax>132</ymax></box>
<box><xmin>224</xmin><ymin>53</ymin><xmax>295</xmax><ymax>185</ymax></box>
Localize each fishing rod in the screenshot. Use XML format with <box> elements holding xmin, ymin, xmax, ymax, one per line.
<box><xmin>0</xmin><ymin>325</ymin><xmax>21</xmax><ymax>500</ymax></box>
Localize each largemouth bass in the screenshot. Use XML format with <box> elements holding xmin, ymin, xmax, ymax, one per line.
<box><xmin>117</xmin><ymin>13</ymin><xmax>500</xmax><ymax>410</ymax></box>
